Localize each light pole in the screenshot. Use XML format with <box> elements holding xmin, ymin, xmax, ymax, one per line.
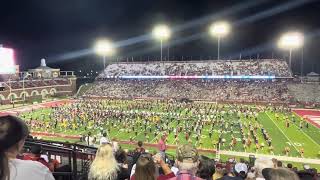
<box><xmin>277</xmin><ymin>31</ymin><xmax>304</xmax><ymax>70</ymax></box>
<box><xmin>22</xmin><ymin>73</ymin><xmax>31</xmax><ymax>104</ymax></box>
<box><xmin>94</xmin><ymin>39</ymin><xmax>115</xmax><ymax>69</ymax></box>
<box><xmin>152</xmin><ymin>24</ymin><xmax>171</xmax><ymax>61</ymax></box>
<box><xmin>3</xmin><ymin>78</ymin><xmax>12</xmax><ymax>101</ymax></box>
<box><xmin>209</xmin><ymin>21</ymin><xmax>231</xmax><ymax>60</ymax></box>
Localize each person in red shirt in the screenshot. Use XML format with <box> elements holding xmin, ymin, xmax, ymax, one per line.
<box><xmin>22</xmin><ymin>144</ymin><xmax>53</xmax><ymax>171</ymax></box>
<box><xmin>158</xmin><ymin>135</ymin><xmax>167</xmax><ymax>160</ymax></box>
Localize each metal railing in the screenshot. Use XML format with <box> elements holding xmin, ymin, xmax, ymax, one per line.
<box><xmin>24</xmin><ymin>139</ymin><xmax>97</xmax><ymax>180</ymax></box>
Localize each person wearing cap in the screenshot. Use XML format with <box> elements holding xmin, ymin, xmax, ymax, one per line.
<box><xmin>168</xmin><ymin>144</ymin><xmax>203</xmax><ymax>180</ymax></box>
<box><xmin>0</xmin><ymin>115</ymin><xmax>54</xmax><ymax>180</ymax></box>
<box><xmin>218</xmin><ymin>163</ymin><xmax>248</xmax><ymax>180</ymax></box>
<box><xmin>100</xmin><ymin>131</ymin><xmax>110</xmax><ymax>145</ymax></box>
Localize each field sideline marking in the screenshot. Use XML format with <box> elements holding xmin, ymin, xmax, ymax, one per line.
<box><xmin>265</xmin><ymin>112</ymin><xmax>300</xmax><ymax>154</ymax></box>
<box><xmin>291</xmin><ymin>112</ymin><xmax>320</xmax><ymax>149</ymax></box>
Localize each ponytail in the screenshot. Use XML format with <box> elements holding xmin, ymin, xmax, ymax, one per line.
<box><xmin>0</xmin><ymin>115</ymin><xmax>29</xmax><ymax>180</ymax></box>
<box><xmin>0</xmin><ymin>149</ymin><xmax>9</xmax><ymax>180</ymax></box>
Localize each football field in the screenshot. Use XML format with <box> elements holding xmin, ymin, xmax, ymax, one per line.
<box><xmin>17</xmin><ymin>99</ymin><xmax>320</xmax><ymax>159</ymax></box>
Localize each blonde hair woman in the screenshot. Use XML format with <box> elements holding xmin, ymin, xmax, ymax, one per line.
<box><xmin>89</xmin><ymin>144</ymin><xmax>119</xmax><ymax>180</ymax></box>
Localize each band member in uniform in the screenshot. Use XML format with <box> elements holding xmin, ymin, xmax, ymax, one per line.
<box><xmin>284</xmin><ymin>146</ymin><xmax>290</xmax><ymax>156</ymax></box>
<box><xmin>300</xmin><ymin>148</ymin><xmax>304</xmax><ymax>158</ymax></box>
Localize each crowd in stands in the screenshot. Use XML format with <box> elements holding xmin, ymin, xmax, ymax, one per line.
<box><xmin>84</xmin><ymin>79</ymin><xmax>290</xmax><ymax>103</ymax></box>
<box><xmin>98</xmin><ymin>60</ymin><xmax>292</xmax><ymax>78</ymax></box>
<box><xmin>287</xmin><ymin>83</ymin><xmax>320</xmax><ymax>103</ymax></box>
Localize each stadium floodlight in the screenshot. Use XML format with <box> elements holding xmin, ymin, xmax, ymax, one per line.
<box><xmin>209</xmin><ymin>21</ymin><xmax>231</xmax><ymax>60</ymax></box>
<box><xmin>94</xmin><ymin>39</ymin><xmax>115</xmax><ymax>69</ymax></box>
<box><xmin>277</xmin><ymin>31</ymin><xmax>304</xmax><ymax>69</ymax></box>
<box><xmin>152</xmin><ymin>24</ymin><xmax>171</xmax><ymax>61</ymax></box>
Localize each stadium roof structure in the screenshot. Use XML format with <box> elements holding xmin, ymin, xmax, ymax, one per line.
<box><xmin>307</xmin><ymin>72</ymin><xmax>319</xmax><ymax>77</ymax></box>
<box><xmin>29</xmin><ymin>59</ymin><xmax>60</xmax><ymax>72</ymax></box>
<box><xmin>28</xmin><ymin>59</ymin><xmax>60</xmax><ymax>78</ymax></box>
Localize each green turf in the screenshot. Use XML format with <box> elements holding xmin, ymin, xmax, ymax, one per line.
<box><xmin>19</xmin><ymin>100</ymin><xmax>320</xmax><ymax>160</ymax></box>
<box><xmin>265</xmin><ymin>112</ymin><xmax>320</xmax><ymax>158</ymax></box>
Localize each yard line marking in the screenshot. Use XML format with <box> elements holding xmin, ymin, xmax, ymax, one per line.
<box><xmin>132</xmin><ymin>124</ymin><xmax>152</xmax><ymax>139</ymax></box>
<box><xmin>151</xmin><ymin>134</ymin><xmax>159</xmax><ymax>143</ymax></box>
<box><xmin>265</xmin><ymin>112</ymin><xmax>300</xmax><ymax>153</ymax></box>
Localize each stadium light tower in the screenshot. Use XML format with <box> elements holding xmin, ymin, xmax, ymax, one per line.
<box><xmin>94</xmin><ymin>39</ymin><xmax>115</xmax><ymax>69</ymax></box>
<box><xmin>278</xmin><ymin>31</ymin><xmax>304</xmax><ymax>69</ymax></box>
<box><xmin>209</xmin><ymin>21</ymin><xmax>231</xmax><ymax>60</ymax></box>
<box><xmin>152</xmin><ymin>24</ymin><xmax>171</xmax><ymax>61</ymax></box>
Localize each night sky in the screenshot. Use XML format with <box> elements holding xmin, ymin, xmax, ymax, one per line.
<box><xmin>0</xmin><ymin>0</ymin><xmax>320</xmax><ymax>75</ymax></box>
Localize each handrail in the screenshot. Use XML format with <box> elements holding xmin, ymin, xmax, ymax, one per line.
<box><xmin>24</xmin><ymin>139</ymin><xmax>97</xmax><ymax>180</ymax></box>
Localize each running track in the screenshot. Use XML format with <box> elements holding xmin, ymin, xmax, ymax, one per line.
<box><xmin>0</xmin><ymin>99</ymin><xmax>72</xmax><ymax>117</ymax></box>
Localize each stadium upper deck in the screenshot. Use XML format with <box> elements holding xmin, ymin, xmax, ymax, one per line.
<box><xmin>98</xmin><ymin>59</ymin><xmax>292</xmax><ymax>78</ymax></box>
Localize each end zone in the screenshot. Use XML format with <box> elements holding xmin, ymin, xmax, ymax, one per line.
<box><xmin>293</xmin><ymin>109</ymin><xmax>320</xmax><ymax>129</ymax></box>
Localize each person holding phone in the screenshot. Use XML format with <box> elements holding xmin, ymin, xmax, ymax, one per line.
<box><xmin>131</xmin><ymin>153</ymin><xmax>174</xmax><ymax>180</ymax></box>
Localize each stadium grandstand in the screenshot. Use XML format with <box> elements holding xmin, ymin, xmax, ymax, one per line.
<box><xmin>97</xmin><ymin>59</ymin><xmax>292</xmax><ymax>77</ymax></box>
<box><xmin>84</xmin><ymin>59</ymin><xmax>289</xmax><ymax>103</ymax></box>
<box><xmin>1</xmin><ymin>58</ymin><xmax>320</xmax><ymax>180</ymax></box>
<box><xmin>1</xmin><ymin>2</ymin><xmax>320</xmax><ymax>179</ymax></box>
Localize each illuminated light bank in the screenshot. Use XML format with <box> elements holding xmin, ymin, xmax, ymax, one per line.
<box><xmin>115</xmin><ymin>75</ymin><xmax>275</xmax><ymax>79</ymax></box>
<box><xmin>0</xmin><ymin>47</ymin><xmax>16</xmax><ymax>74</ymax></box>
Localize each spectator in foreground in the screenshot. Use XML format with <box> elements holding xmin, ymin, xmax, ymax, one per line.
<box><xmin>115</xmin><ymin>149</ymin><xmax>130</xmax><ymax>180</ymax></box>
<box><xmin>196</xmin><ymin>156</ymin><xmax>215</xmax><ymax>180</ymax></box>
<box><xmin>276</xmin><ymin>161</ymin><xmax>282</xmax><ymax>168</ymax></box>
<box><xmin>131</xmin><ymin>153</ymin><xmax>175</xmax><ymax>180</ymax></box>
<box><xmin>212</xmin><ymin>163</ymin><xmax>225</xmax><ymax>180</ymax></box>
<box><xmin>262</xmin><ymin>168</ymin><xmax>299</xmax><ymax>180</ymax></box>
<box><xmin>0</xmin><ymin>115</ymin><xmax>54</xmax><ymax>180</ymax></box>
<box><xmin>221</xmin><ymin>162</ymin><xmax>248</xmax><ymax>180</ymax></box>
<box><xmin>100</xmin><ymin>132</ymin><xmax>110</xmax><ymax>145</ymax></box>
<box><xmin>297</xmin><ymin>165</ymin><xmax>317</xmax><ymax>180</ymax></box>
<box><xmin>169</xmin><ymin>144</ymin><xmax>203</xmax><ymax>180</ymax></box>
<box><xmin>135</xmin><ymin>141</ymin><xmax>145</xmax><ymax>153</ymax></box>
<box><xmin>88</xmin><ymin>144</ymin><xmax>119</xmax><ymax>180</ymax></box>
<box><xmin>22</xmin><ymin>144</ymin><xmax>53</xmax><ymax>171</ymax></box>
<box><xmin>252</xmin><ymin>157</ymin><xmax>274</xmax><ymax>180</ymax></box>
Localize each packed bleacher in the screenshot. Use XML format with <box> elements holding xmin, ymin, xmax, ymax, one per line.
<box><xmin>85</xmin><ymin>79</ymin><xmax>290</xmax><ymax>103</ymax></box>
<box><xmin>98</xmin><ymin>59</ymin><xmax>292</xmax><ymax>78</ymax></box>
<box><xmin>287</xmin><ymin>83</ymin><xmax>320</xmax><ymax>103</ymax></box>
<box><xmin>83</xmin><ymin>59</ymin><xmax>294</xmax><ymax>103</ymax></box>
